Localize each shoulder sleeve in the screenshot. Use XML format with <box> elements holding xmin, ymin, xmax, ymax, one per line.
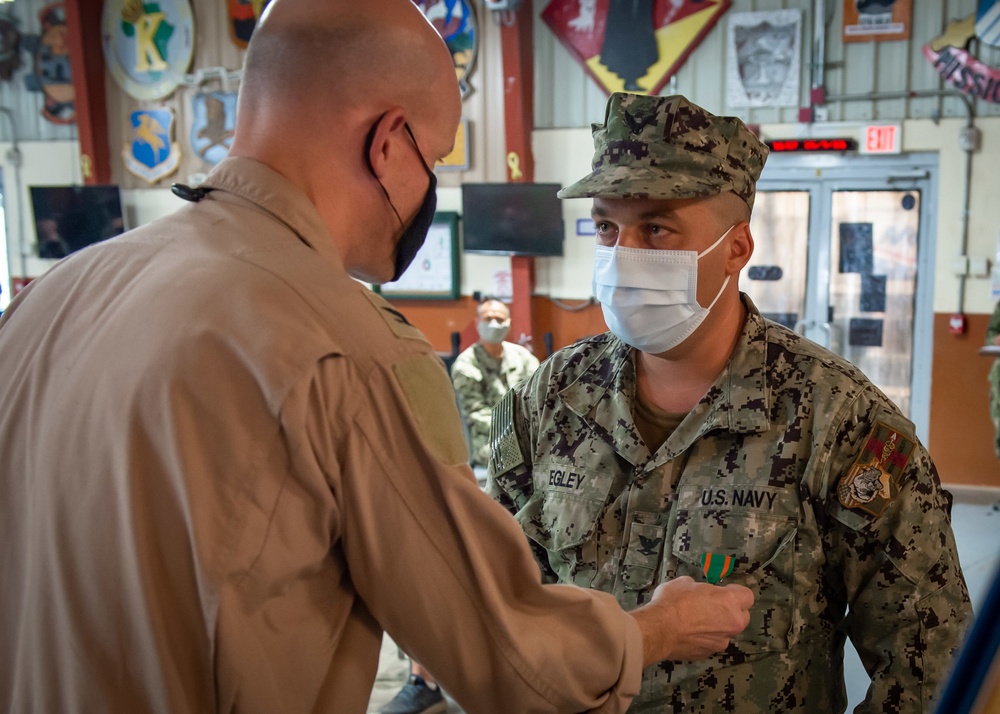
<box><xmin>302</xmin><ymin>355</ymin><xmax>642</xmax><ymax>713</ymax></box>
<box><xmin>488</xmin><ymin>388</ymin><xmax>526</xmax><ymax>476</ymax></box>
<box><xmin>821</xmin><ymin>395</ymin><xmax>972</xmax><ymax>710</ymax></box>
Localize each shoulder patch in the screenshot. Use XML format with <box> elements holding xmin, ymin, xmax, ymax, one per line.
<box><xmin>489</xmin><ymin>389</ymin><xmax>525</xmax><ymax>475</ymax></box>
<box><xmin>362</xmin><ymin>288</ymin><xmax>428</xmax><ymax>344</ymax></box>
<box><xmin>836</xmin><ymin>420</ymin><xmax>915</xmax><ymax>517</ymax></box>
<box><xmin>393</xmin><ymin>353</ymin><xmax>469</xmax><ymax>467</ymax></box>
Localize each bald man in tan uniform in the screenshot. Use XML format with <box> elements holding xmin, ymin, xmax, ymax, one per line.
<box><xmin>0</xmin><ymin>2</ymin><xmax>753</xmax><ymax>712</ymax></box>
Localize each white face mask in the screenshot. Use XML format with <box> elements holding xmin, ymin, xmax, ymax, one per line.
<box><xmin>477</xmin><ymin>318</ymin><xmax>510</xmax><ymax>344</ymax></box>
<box><xmin>592</xmin><ymin>225</ymin><xmax>735</xmax><ymax>354</ymax></box>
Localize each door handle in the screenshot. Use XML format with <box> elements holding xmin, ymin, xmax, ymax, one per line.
<box><xmin>794</xmin><ymin>319</ymin><xmax>814</xmax><ymax>335</ymax></box>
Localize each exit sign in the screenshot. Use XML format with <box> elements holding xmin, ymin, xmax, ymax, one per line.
<box><xmin>862</xmin><ymin>124</ymin><xmax>901</xmax><ymax>154</ymax></box>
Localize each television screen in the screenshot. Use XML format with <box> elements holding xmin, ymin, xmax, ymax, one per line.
<box><xmin>30</xmin><ymin>185</ymin><xmax>126</xmax><ymax>260</ymax></box>
<box><xmin>461</xmin><ymin>182</ymin><xmax>564</xmax><ymax>257</ymax></box>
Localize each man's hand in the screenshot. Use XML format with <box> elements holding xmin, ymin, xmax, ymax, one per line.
<box><xmin>629</xmin><ymin>576</ymin><xmax>754</xmax><ymax>667</ymax></box>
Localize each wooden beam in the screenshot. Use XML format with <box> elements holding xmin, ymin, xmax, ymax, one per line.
<box><xmin>64</xmin><ymin>0</ymin><xmax>111</xmax><ymax>185</ymax></box>
<box><xmin>499</xmin><ymin>0</ymin><xmax>536</xmax><ymax>353</ymax></box>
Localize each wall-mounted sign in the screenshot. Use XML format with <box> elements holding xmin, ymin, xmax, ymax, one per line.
<box><xmin>541</xmin><ymin>0</ymin><xmax>731</xmax><ymax>96</ymax></box>
<box><xmin>123</xmin><ymin>107</ymin><xmax>182</xmax><ymax>184</ymax></box>
<box><xmin>102</xmin><ymin>0</ymin><xmax>195</xmax><ymax>100</ymax></box>
<box><xmin>0</xmin><ymin>13</ymin><xmax>22</xmax><ymax>82</ymax></box>
<box><xmin>22</xmin><ymin>3</ymin><xmax>74</xmax><ymax>124</ymax></box>
<box><xmin>228</xmin><ymin>0</ymin><xmax>271</xmax><ymax>49</ymax></box>
<box><xmin>923</xmin><ymin>5</ymin><xmax>1000</xmax><ymax>104</ymax></box>
<box><xmin>726</xmin><ymin>9</ymin><xmax>801</xmax><ymax>108</ymax></box>
<box><xmin>842</xmin><ymin>0</ymin><xmax>912</xmax><ymax>43</ymax></box>
<box><xmin>766</xmin><ymin>138</ymin><xmax>857</xmax><ymax>153</ymax></box>
<box><xmin>861</xmin><ymin>124</ymin><xmax>901</xmax><ymax>154</ymax></box>
<box><xmin>414</xmin><ymin>0</ymin><xmax>478</xmax><ymax>99</ymax></box>
<box><xmin>190</xmin><ymin>91</ymin><xmax>237</xmax><ymax>166</ymax></box>
<box><xmin>435</xmin><ymin>117</ymin><xmax>469</xmax><ymax>171</ymax></box>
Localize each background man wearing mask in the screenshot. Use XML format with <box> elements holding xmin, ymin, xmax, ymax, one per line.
<box><xmin>488</xmin><ymin>92</ymin><xmax>971</xmax><ymax>712</ymax></box>
<box><xmin>452</xmin><ymin>298</ymin><xmax>540</xmax><ymax>470</ymax></box>
<box><xmin>380</xmin><ymin>298</ymin><xmax>540</xmax><ymax>714</ymax></box>
<box><xmin>0</xmin><ymin>4</ymin><xmax>756</xmax><ymax>713</ymax></box>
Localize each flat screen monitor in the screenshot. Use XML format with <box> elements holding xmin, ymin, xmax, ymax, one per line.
<box><xmin>461</xmin><ymin>182</ymin><xmax>564</xmax><ymax>257</ymax></box>
<box><xmin>30</xmin><ymin>185</ymin><xmax>126</xmax><ymax>260</ymax></box>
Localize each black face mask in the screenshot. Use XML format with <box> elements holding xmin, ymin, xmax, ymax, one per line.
<box><xmin>365</xmin><ymin>119</ymin><xmax>438</xmax><ymax>282</ymax></box>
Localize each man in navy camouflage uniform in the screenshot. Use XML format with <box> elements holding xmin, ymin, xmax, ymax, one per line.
<box><xmin>487</xmin><ymin>92</ymin><xmax>971</xmax><ymax>713</ymax></box>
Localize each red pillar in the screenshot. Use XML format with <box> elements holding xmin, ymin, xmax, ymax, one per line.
<box><xmin>499</xmin><ymin>0</ymin><xmax>536</xmax><ymax>352</ymax></box>
<box><xmin>64</xmin><ymin>0</ymin><xmax>111</xmax><ymax>184</ymax></box>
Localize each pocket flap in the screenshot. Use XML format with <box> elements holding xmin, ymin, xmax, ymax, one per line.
<box><xmin>515</xmin><ymin>490</ymin><xmax>606</xmax><ymax>551</ymax></box>
<box><xmin>672</xmin><ymin>509</ymin><xmax>797</xmax><ymax>577</ymax></box>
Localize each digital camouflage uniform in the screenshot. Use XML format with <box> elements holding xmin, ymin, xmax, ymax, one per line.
<box><xmin>986</xmin><ymin>302</ymin><xmax>1000</xmax><ymax>459</ymax></box>
<box><xmin>488</xmin><ymin>93</ymin><xmax>971</xmax><ymax>713</ymax></box>
<box><xmin>451</xmin><ymin>341</ymin><xmax>538</xmax><ymax>467</ymax></box>
<box><xmin>488</xmin><ymin>301</ymin><xmax>971</xmax><ymax>712</ymax></box>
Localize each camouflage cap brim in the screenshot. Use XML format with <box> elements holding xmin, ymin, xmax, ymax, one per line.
<box><xmin>558</xmin><ymin>92</ymin><xmax>767</xmax><ymax>209</ymax></box>
<box><xmin>557</xmin><ymin>164</ymin><xmax>725</xmax><ymax>201</ymax></box>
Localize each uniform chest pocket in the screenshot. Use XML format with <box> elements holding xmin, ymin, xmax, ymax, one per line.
<box><xmin>515</xmin><ymin>490</ymin><xmax>607</xmax><ymax>552</ymax></box>
<box><xmin>672</xmin><ymin>509</ymin><xmax>797</xmax><ymax>653</ymax></box>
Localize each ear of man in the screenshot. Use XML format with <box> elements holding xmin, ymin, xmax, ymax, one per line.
<box><xmin>365</xmin><ymin>109</ymin><xmax>409</xmax><ymax>180</ymax></box>
<box><xmin>726</xmin><ymin>222</ymin><xmax>754</xmax><ymax>275</ymax></box>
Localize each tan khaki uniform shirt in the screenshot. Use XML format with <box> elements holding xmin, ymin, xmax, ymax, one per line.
<box><xmin>0</xmin><ymin>157</ymin><xmax>643</xmax><ymax>714</ymax></box>
<box><xmin>451</xmin><ymin>341</ymin><xmax>539</xmax><ymax>467</ymax></box>
<box><xmin>489</xmin><ymin>297</ymin><xmax>972</xmax><ymax>713</ymax></box>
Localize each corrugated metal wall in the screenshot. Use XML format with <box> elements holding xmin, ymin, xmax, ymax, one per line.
<box><xmin>1</xmin><ymin>1</ymin><xmax>998</xmax><ymax>168</ymax></box>
<box><xmin>534</xmin><ymin>0</ymin><xmax>1000</xmax><ymax>128</ymax></box>
<box><xmin>0</xmin><ymin>0</ymin><xmax>79</xmax><ymax>142</ymax></box>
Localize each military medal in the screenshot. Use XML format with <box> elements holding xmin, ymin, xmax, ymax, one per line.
<box><xmin>700</xmin><ymin>552</ymin><xmax>734</xmax><ymax>584</ymax></box>
<box><xmin>837</xmin><ymin>421</ymin><xmax>914</xmax><ymax>517</ymax></box>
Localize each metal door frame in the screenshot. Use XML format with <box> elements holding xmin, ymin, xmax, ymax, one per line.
<box><xmin>755</xmin><ymin>152</ymin><xmax>938</xmax><ymax>442</ymax></box>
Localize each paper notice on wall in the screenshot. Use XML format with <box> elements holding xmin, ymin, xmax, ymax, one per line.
<box><xmin>492</xmin><ymin>269</ymin><xmax>513</xmax><ymax>303</ymax></box>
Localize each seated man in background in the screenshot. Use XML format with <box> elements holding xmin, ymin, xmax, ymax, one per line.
<box><xmin>451</xmin><ymin>297</ymin><xmax>539</xmax><ymax>469</ymax></box>
<box><xmin>489</xmin><ymin>91</ymin><xmax>972</xmax><ymax>713</ymax></box>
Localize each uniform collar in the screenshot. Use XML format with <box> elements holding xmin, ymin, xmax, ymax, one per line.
<box><xmin>559</xmin><ymin>294</ymin><xmax>772</xmax><ymax>466</ymax></box>
<box><xmin>200</xmin><ymin>156</ymin><xmax>345</xmax><ymax>274</ymax></box>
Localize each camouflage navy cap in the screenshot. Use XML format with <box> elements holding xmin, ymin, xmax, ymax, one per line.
<box><xmin>558</xmin><ymin>92</ymin><xmax>769</xmax><ymax>209</ymax></box>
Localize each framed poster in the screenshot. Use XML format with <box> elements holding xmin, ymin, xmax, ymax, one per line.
<box><xmin>726</xmin><ymin>9</ymin><xmax>801</xmax><ymax>108</ymax></box>
<box><xmin>843</xmin><ymin>0</ymin><xmax>911</xmax><ymax>44</ymax></box>
<box><xmin>375</xmin><ymin>211</ymin><xmax>460</xmax><ymax>300</ymax></box>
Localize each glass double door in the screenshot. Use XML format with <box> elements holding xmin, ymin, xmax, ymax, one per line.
<box><xmin>742</xmin><ymin>154</ymin><xmax>937</xmax><ymax>440</ymax></box>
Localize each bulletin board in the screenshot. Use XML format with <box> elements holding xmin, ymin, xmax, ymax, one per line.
<box><xmin>375</xmin><ymin>211</ymin><xmax>460</xmax><ymax>300</ymax></box>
